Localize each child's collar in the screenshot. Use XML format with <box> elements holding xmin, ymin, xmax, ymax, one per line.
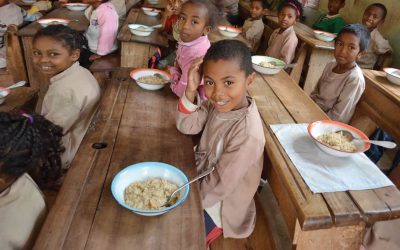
<box><xmin>178</xmin><ymin>35</ymin><xmax>208</xmax><ymax>46</ymax></box>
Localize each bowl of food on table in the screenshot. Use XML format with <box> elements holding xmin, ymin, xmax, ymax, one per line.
<box><xmin>130</xmin><ymin>68</ymin><xmax>171</xmax><ymax>91</ymax></box>
<box><xmin>313</xmin><ymin>30</ymin><xmax>337</xmax><ymax>42</ymax></box>
<box><xmin>21</xmin><ymin>0</ymin><xmax>36</xmax><ymax>4</ymax></box>
<box><xmin>217</xmin><ymin>25</ymin><xmax>241</xmax><ymax>38</ymax></box>
<box><xmin>64</xmin><ymin>3</ymin><xmax>89</xmax><ymax>11</ymax></box>
<box><xmin>251</xmin><ymin>55</ymin><xmax>286</xmax><ymax>75</ymax></box>
<box><xmin>307</xmin><ymin>120</ymin><xmax>371</xmax><ymax>157</ymax></box>
<box><xmin>383</xmin><ymin>67</ymin><xmax>400</xmax><ymax>85</ymax></box>
<box><xmin>147</xmin><ymin>0</ymin><xmax>159</xmax><ymax>4</ymax></box>
<box><xmin>128</xmin><ymin>24</ymin><xmax>155</xmax><ymax>37</ymax></box>
<box><xmin>141</xmin><ymin>7</ymin><xmax>161</xmax><ymax>16</ymax></box>
<box><xmin>0</xmin><ymin>87</ymin><xmax>10</xmax><ymax>105</ymax></box>
<box><xmin>37</xmin><ymin>18</ymin><xmax>70</xmax><ymax>27</ymax></box>
<box><xmin>111</xmin><ymin>162</ymin><xmax>190</xmax><ymax>216</ymax></box>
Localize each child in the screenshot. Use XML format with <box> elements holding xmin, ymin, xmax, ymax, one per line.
<box><xmin>176</xmin><ymin>40</ymin><xmax>265</xmax><ymax>244</ymax></box>
<box><xmin>312</xmin><ymin>0</ymin><xmax>346</xmax><ymax>34</ymax></box>
<box><xmin>169</xmin><ymin>0</ymin><xmax>220</xmax><ymax>99</ymax></box>
<box><xmin>80</xmin><ymin>0</ymin><xmax>119</xmax><ymax>68</ymax></box>
<box><xmin>161</xmin><ymin>0</ymin><xmax>183</xmax><ymax>39</ymax></box>
<box><xmin>357</xmin><ymin>3</ymin><xmax>392</xmax><ymax>69</ymax></box>
<box><xmin>0</xmin><ymin>0</ymin><xmax>23</xmax><ymax>68</ymax></box>
<box><xmin>266</xmin><ymin>0</ymin><xmax>302</xmax><ymax>64</ymax></box>
<box><xmin>242</xmin><ymin>0</ymin><xmax>267</xmax><ymax>53</ymax></box>
<box><xmin>32</xmin><ymin>25</ymin><xmax>101</xmax><ymax>169</ymax></box>
<box><xmin>310</xmin><ymin>24</ymin><xmax>370</xmax><ymax>123</ymax></box>
<box><xmin>0</xmin><ymin>112</ymin><xmax>64</xmax><ymax>249</ymax></box>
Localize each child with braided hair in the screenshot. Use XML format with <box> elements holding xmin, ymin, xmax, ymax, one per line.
<box><xmin>0</xmin><ymin>112</ymin><xmax>64</xmax><ymax>250</ymax></box>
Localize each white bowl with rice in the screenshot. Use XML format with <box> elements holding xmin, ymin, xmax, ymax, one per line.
<box><xmin>383</xmin><ymin>67</ymin><xmax>400</xmax><ymax>85</ymax></box>
<box><xmin>64</xmin><ymin>3</ymin><xmax>89</xmax><ymax>11</ymax></box>
<box><xmin>217</xmin><ymin>25</ymin><xmax>241</xmax><ymax>38</ymax></box>
<box><xmin>307</xmin><ymin>120</ymin><xmax>371</xmax><ymax>157</ymax></box>
<box><xmin>141</xmin><ymin>7</ymin><xmax>161</xmax><ymax>16</ymax></box>
<box><xmin>37</xmin><ymin>18</ymin><xmax>70</xmax><ymax>27</ymax></box>
<box><xmin>130</xmin><ymin>68</ymin><xmax>171</xmax><ymax>91</ymax></box>
<box><xmin>111</xmin><ymin>162</ymin><xmax>190</xmax><ymax>216</ymax></box>
<box><xmin>251</xmin><ymin>56</ymin><xmax>286</xmax><ymax>75</ymax></box>
<box><xmin>313</xmin><ymin>30</ymin><xmax>337</xmax><ymax>42</ymax></box>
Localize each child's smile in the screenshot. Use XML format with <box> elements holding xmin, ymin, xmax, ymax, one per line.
<box><xmin>362</xmin><ymin>6</ymin><xmax>385</xmax><ymax>31</ymax></box>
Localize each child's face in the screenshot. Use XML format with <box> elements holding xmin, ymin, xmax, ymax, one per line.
<box><xmin>32</xmin><ymin>36</ymin><xmax>80</xmax><ymax>76</ymax></box>
<box><xmin>203</xmin><ymin>59</ymin><xmax>255</xmax><ymax>113</ymax></box>
<box><xmin>168</xmin><ymin>0</ymin><xmax>182</xmax><ymax>15</ymax></box>
<box><xmin>278</xmin><ymin>6</ymin><xmax>297</xmax><ymax>30</ymax></box>
<box><xmin>178</xmin><ymin>3</ymin><xmax>211</xmax><ymax>42</ymax></box>
<box><xmin>362</xmin><ymin>6</ymin><xmax>385</xmax><ymax>31</ymax></box>
<box><xmin>327</xmin><ymin>0</ymin><xmax>344</xmax><ymax>15</ymax></box>
<box><xmin>250</xmin><ymin>1</ymin><xmax>263</xmax><ymax>19</ymax></box>
<box><xmin>334</xmin><ymin>32</ymin><xmax>362</xmax><ymax>67</ymax></box>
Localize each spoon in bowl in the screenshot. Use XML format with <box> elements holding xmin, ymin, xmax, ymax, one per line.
<box><xmin>336</xmin><ymin>130</ymin><xmax>397</xmax><ymax>149</ymax></box>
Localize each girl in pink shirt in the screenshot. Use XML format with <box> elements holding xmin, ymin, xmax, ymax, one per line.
<box><xmin>169</xmin><ymin>0</ymin><xmax>222</xmax><ymax>100</ymax></box>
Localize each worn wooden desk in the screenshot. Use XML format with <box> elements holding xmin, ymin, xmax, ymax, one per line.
<box><xmin>0</xmin><ymin>87</ymin><xmax>38</xmax><ymax>112</ymax></box>
<box><xmin>17</xmin><ymin>7</ymin><xmax>89</xmax><ymax>111</ymax></box>
<box><xmin>33</xmin><ymin>68</ymin><xmax>206</xmax><ymax>250</ymax></box>
<box><xmin>118</xmin><ymin>8</ymin><xmax>168</xmax><ymax>68</ymax></box>
<box><xmin>350</xmin><ymin>69</ymin><xmax>400</xmax><ymax>144</ymax></box>
<box><xmin>248</xmin><ymin>70</ymin><xmax>400</xmax><ymax>249</ymax></box>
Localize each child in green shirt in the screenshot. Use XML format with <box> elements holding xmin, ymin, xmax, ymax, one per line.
<box><xmin>312</xmin><ymin>0</ymin><xmax>346</xmax><ymax>34</ymax></box>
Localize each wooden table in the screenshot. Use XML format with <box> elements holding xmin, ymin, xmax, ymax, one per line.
<box><xmin>350</xmin><ymin>69</ymin><xmax>400</xmax><ymax>144</ymax></box>
<box><xmin>33</xmin><ymin>68</ymin><xmax>206</xmax><ymax>250</ymax></box>
<box><xmin>248</xmin><ymin>70</ymin><xmax>400</xmax><ymax>249</ymax></box>
<box><xmin>0</xmin><ymin>87</ymin><xmax>38</xmax><ymax>112</ymax></box>
<box><xmin>118</xmin><ymin>8</ymin><xmax>168</xmax><ymax>68</ymax></box>
<box><xmin>17</xmin><ymin>7</ymin><xmax>89</xmax><ymax>111</ymax></box>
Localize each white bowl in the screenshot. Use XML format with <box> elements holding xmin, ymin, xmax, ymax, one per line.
<box><xmin>307</xmin><ymin>120</ymin><xmax>370</xmax><ymax>157</ymax></box>
<box><xmin>383</xmin><ymin>68</ymin><xmax>400</xmax><ymax>85</ymax></box>
<box><xmin>251</xmin><ymin>56</ymin><xmax>286</xmax><ymax>75</ymax></box>
<box><xmin>313</xmin><ymin>30</ymin><xmax>337</xmax><ymax>42</ymax></box>
<box><xmin>64</xmin><ymin>3</ymin><xmax>88</xmax><ymax>11</ymax></box>
<box><xmin>37</xmin><ymin>18</ymin><xmax>70</xmax><ymax>27</ymax></box>
<box><xmin>141</xmin><ymin>7</ymin><xmax>161</xmax><ymax>16</ymax></box>
<box><xmin>130</xmin><ymin>68</ymin><xmax>171</xmax><ymax>91</ymax></box>
<box><xmin>128</xmin><ymin>24</ymin><xmax>154</xmax><ymax>37</ymax></box>
<box><xmin>217</xmin><ymin>25</ymin><xmax>241</xmax><ymax>38</ymax></box>
<box><xmin>147</xmin><ymin>0</ymin><xmax>159</xmax><ymax>4</ymax></box>
<box><xmin>0</xmin><ymin>88</ymin><xmax>10</xmax><ymax>105</ymax></box>
<box><xmin>22</xmin><ymin>0</ymin><xmax>36</xmax><ymax>4</ymax></box>
<box><xmin>111</xmin><ymin>162</ymin><xmax>190</xmax><ymax>216</ymax></box>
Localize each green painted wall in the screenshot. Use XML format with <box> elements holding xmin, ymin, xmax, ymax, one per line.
<box><xmin>318</xmin><ymin>0</ymin><xmax>400</xmax><ymax>67</ymax></box>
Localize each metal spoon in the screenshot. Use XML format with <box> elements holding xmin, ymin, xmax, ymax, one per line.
<box><xmin>162</xmin><ymin>166</ymin><xmax>215</xmax><ymax>208</ymax></box>
<box><xmin>0</xmin><ymin>81</ymin><xmax>26</xmax><ymax>95</ymax></box>
<box><xmin>153</xmin><ymin>73</ymin><xmax>173</xmax><ymax>84</ymax></box>
<box><xmin>336</xmin><ymin>130</ymin><xmax>397</xmax><ymax>149</ymax></box>
<box><xmin>269</xmin><ymin>61</ymin><xmax>296</xmax><ymax>69</ymax></box>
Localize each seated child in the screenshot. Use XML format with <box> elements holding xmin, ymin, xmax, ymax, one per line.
<box><xmin>0</xmin><ymin>112</ymin><xmax>64</xmax><ymax>250</ymax></box>
<box><xmin>170</xmin><ymin>0</ymin><xmax>221</xmax><ymax>99</ymax></box>
<box><xmin>266</xmin><ymin>0</ymin><xmax>302</xmax><ymax>64</ymax></box>
<box><xmin>310</xmin><ymin>24</ymin><xmax>370</xmax><ymax>123</ymax></box>
<box><xmin>357</xmin><ymin>3</ymin><xmax>392</xmax><ymax>69</ymax></box>
<box><xmin>312</xmin><ymin>0</ymin><xmax>346</xmax><ymax>34</ymax></box>
<box><xmin>242</xmin><ymin>0</ymin><xmax>267</xmax><ymax>53</ymax></box>
<box><xmin>32</xmin><ymin>25</ymin><xmax>101</xmax><ymax>169</ymax></box>
<box><xmin>0</xmin><ymin>0</ymin><xmax>23</xmax><ymax>68</ymax></box>
<box><xmin>211</xmin><ymin>0</ymin><xmax>241</xmax><ymax>26</ymax></box>
<box><xmin>79</xmin><ymin>0</ymin><xmax>119</xmax><ymax>68</ymax></box>
<box><xmin>176</xmin><ymin>40</ymin><xmax>265</xmax><ymax>245</ymax></box>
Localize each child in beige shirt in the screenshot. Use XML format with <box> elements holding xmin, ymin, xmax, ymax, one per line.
<box><xmin>311</xmin><ymin>24</ymin><xmax>370</xmax><ymax>123</ymax></box>
<box><xmin>242</xmin><ymin>0</ymin><xmax>266</xmax><ymax>53</ymax></box>
<box><xmin>176</xmin><ymin>40</ymin><xmax>265</xmax><ymax>245</ymax></box>
<box><xmin>266</xmin><ymin>0</ymin><xmax>303</xmax><ymax>63</ymax></box>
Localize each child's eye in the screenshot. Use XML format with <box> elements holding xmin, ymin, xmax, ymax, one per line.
<box><xmin>224</xmin><ymin>81</ymin><xmax>233</xmax><ymax>86</ymax></box>
<box><xmin>205</xmin><ymin>80</ymin><xmax>214</xmax><ymax>86</ymax></box>
<box><xmin>191</xmin><ymin>20</ymin><xmax>198</xmax><ymax>25</ymax></box>
<box><xmin>32</xmin><ymin>51</ymin><xmax>40</xmax><ymax>56</ymax></box>
<box><xmin>49</xmin><ymin>52</ymin><xmax>59</xmax><ymax>57</ymax></box>
<box><xmin>178</xmin><ymin>16</ymin><xmax>185</xmax><ymax>21</ymax></box>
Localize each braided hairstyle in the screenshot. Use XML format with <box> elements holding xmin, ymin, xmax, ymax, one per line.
<box><xmin>33</xmin><ymin>24</ymin><xmax>88</xmax><ymax>53</ymax></box>
<box><xmin>0</xmin><ymin>112</ymin><xmax>64</xmax><ymax>190</ymax></box>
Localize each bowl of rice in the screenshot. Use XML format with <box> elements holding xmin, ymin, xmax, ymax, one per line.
<box><xmin>141</xmin><ymin>7</ymin><xmax>161</xmax><ymax>16</ymax></box>
<box><xmin>217</xmin><ymin>25</ymin><xmax>241</xmax><ymax>38</ymax></box>
<box><xmin>37</xmin><ymin>18</ymin><xmax>70</xmax><ymax>27</ymax></box>
<box><xmin>251</xmin><ymin>56</ymin><xmax>286</xmax><ymax>75</ymax></box>
<box><xmin>383</xmin><ymin>67</ymin><xmax>400</xmax><ymax>85</ymax></box>
<box><xmin>64</xmin><ymin>3</ymin><xmax>89</xmax><ymax>11</ymax></box>
<box><xmin>307</xmin><ymin>120</ymin><xmax>371</xmax><ymax>157</ymax></box>
<box><xmin>313</xmin><ymin>30</ymin><xmax>337</xmax><ymax>42</ymax></box>
<box><xmin>111</xmin><ymin>162</ymin><xmax>190</xmax><ymax>216</ymax></box>
<box><xmin>130</xmin><ymin>68</ymin><xmax>171</xmax><ymax>91</ymax></box>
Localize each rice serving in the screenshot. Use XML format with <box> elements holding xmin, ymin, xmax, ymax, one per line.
<box><xmin>259</xmin><ymin>61</ymin><xmax>278</xmax><ymax>68</ymax></box>
<box><xmin>124</xmin><ymin>178</ymin><xmax>179</xmax><ymax>210</ymax></box>
<box><xmin>317</xmin><ymin>131</ymin><xmax>357</xmax><ymax>152</ymax></box>
<box><xmin>137</xmin><ymin>75</ymin><xmax>166</xmax><ymax>84</ymax></box>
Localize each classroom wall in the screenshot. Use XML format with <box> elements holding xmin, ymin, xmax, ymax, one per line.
<box><xmin>318</xmin><ymin>0</ymin><xmax>400</xmax><ymax>68</ymax></box>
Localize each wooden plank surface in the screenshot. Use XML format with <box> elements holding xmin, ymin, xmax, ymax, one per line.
<box><xmin>0</xmin><ymin>87</ymin><xmax>38</xmax><ymax>112</ymax></box>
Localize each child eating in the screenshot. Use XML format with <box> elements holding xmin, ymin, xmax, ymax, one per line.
<box><xmin>312</xmin><ymin>0</ymin><xmax>346</xmax><ymax>34</ymax></box>
<box><xmin>176</xmin><ymin>40</ymin><xmax>265</xmax><ymax>245</ymax></box>
<box><xmin>310</xmin><ymin>24</ymin><xmax>370</xmax><ymax>123</ymax></box>
<box><xmin>242</xmin><ymin>0</ymin><xmax>267</xmax><ymax>53</ymax></box>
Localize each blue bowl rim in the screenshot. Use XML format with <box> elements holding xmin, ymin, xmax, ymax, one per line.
<box><xmin>111</xmin><ymin>161</ymin><xmax>190</xmax><ymax>214</ymax></box>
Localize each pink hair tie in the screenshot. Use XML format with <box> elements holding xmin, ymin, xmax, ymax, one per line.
<box><xmin>288</xmin><ymin>2</ymin><xmax>301</xmax><ymax>17</ymax></box>
<box><xmin>20</xmin><ymin>112</ymin><xmax>34</xmax><ymax>124</ymax></box>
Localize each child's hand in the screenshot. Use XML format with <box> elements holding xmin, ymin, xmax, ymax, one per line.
<box><xmin>185</xmin><ymin>57</ymin><xmax>203</xmax><ymax>102</ymax></box>
<box><xmin>89</xmin><ymin>54</ymin><xmax>102</xmax><ymax>61</ymax></box>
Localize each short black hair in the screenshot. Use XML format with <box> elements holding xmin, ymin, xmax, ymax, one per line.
<box><xmin>252</xmin><ymin>0</ymin><xmax>269</xmax><ymax>9</ymax></box>
<box><xmin>278</xmin><ymin>0</ymin><xmax>303</xmax><ymax>18</ymax></box>
<box><xmin>337</xmin><ymin>24</ymin><xmax>370</xmax><ymax>51</ymax></box>
<box><xmin>183</xmin><ymin>0</ymin><xmax>224</xmax><ymax>28</ymax></box>
<box><xmin>34</xmin><ymin>25</ymin><xmax>87</xmax><ymax>52</ymax></box>
<box><xmin>367</xmin><ymin>3</ymin><xmax>387</xmax><ymax>19</ymax></box>
<box><xmin>202</xmin><ymin>40</ymin><xmax>253</xmax><ymax>76</ymax></box>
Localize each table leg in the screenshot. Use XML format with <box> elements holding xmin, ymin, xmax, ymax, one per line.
<box><xmin>121</xmin><ymin>42</ymin><xmax>158</xmax><ymax>68</ymax></box>
<box><xmin>303</xmin><ymin>48</ymin><xmax>334</xmax><ymax>95</ymax></box>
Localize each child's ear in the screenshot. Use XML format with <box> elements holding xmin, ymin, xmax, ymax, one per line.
<box><xmin>203</xmin><ymin>26</ymin><xmax>212</xmax><ymax>36</ymax></box>
<box><xmin>357</xmin><ymin>50</ymin><xmax>367</xmax><ymax>59</ymax></box>
<box><xmin>246</xmin><ymin>72</ymin><xmax>256</xmax><ymax>88</ymax></box>
<box><xmin>71</xmin><ymin>49</ymin><xmax>81</xmax><ymax>61</ymax></box>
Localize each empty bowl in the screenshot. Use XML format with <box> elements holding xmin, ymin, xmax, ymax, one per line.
<box><xmin>130</xmin><ymin>68</ymin><xmax>171</xmax><ymax>91</ymax></box>
<box><xmin>64</xmin><ymin>3</ymin><xmax>89</xmax><ymax>11</ymax></box>
<box><xmin>0</xmin><ymin>87</ymin><xmax>10</xmax><ymax>105</ymax></box>
<box><xmin>383</xmin><ymin>68</ymin><xmax>400</xmax><ymax>85</ymax></box>
<box><xmin>111</xmin><ymin>162</ymin><xmax>190</xmax><ymax>216</ymax></box>
<box><xmin>128</xmin><ymin>24</ymin><xmax>154</xmax><ymax>37</ymax></box>
<box><xmin>141</xmin><ymin>7</ymin><xmax>161</xmax><ymax>16</ymax></box>
<box><xmin>307</xmin><ymin>120</ymin><xmax>370</xmax><ymax>157</ymax></box>
<box><xmin>37</xmin><ymin>18</ymin><xmax>70</xmax><ymax>27</ymax></box>
<box><xmin>217</xmin><ymin>25</ymin><xmax>241</xmax><ymax>38</ymax></box>
<box><xmin>313</xmin><ymin>30</ymin><xmax>337</xmax><ymax>42</ymax></box>
<box><xmin>251</xmin><ymin>55</ymin><xmax>286</xmax><ymax>75</ymax></box>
